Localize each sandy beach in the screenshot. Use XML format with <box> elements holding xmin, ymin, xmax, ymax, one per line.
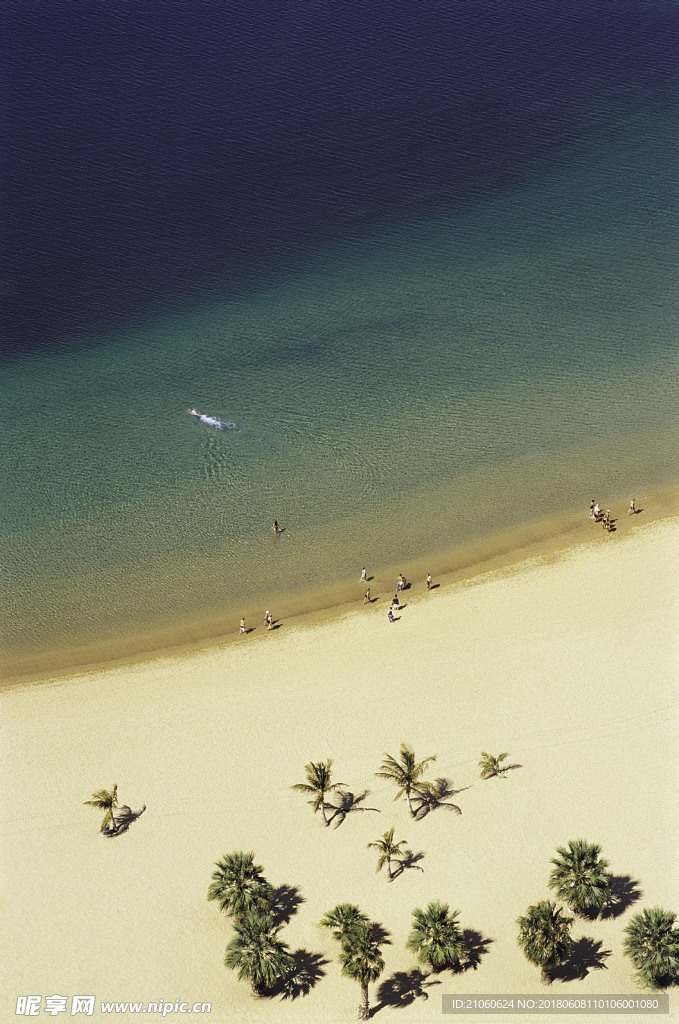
<box><xmin>2</xmin><ymin>510</ymin><xmax>678</xmax><ymax>1024</ymax></box>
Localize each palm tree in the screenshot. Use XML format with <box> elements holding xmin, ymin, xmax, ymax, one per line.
<box><xmin>548</xmin><ymin>839</ymin><xmax>611</xmax><ymax>916</ymax></box>
<box><xmin>623</xmin><ymin>907</ymin><xmax>679</xmax><ymax>988</ymax></box>
<box><xmin>407</xmin><ymin>901</ymin><xmax>467</xmax><ymax>973</ymax></box>
<box><xmin>207</xmin><ymin>851</ymin><xmax>273</xmax><ymax>922</ymax></box>
<box><xmin>224</xmin><ymin>912</ymin><xmax>293</xmax><ymax>996</ymax></box>
<box><xmin>84</xmin><ymin>785</ymin><xmax>119</xmax><ymax>833</ymax></box>
<box><xmin>479</xmin><ymin>752</ymin><xmax>510</xmax><ymax>779</ymax></box>
<box><xmin>517</xmin><ymin>900</ymin><xmax>574</xmax><ymax>984</ymax></box>
<box><xmin>375</xmin><ymin>744</ymin><xmax>436</xmax><ymax>816</ymax></box>
<box><xmin>291</xmin><ymin>759</ymin><xmax>344</xmax><ymax>826</ymax></box>
<box><xmin>319</xmin><ymin>903</ymin><xmax>369</xmax><ymax>943</ymax></box>
<box><xmin>339</xmin><ymin>921</ymin><xmax>385</xmax><ymax>1020</ymax></box>
<box><xmin>367</xmin><ymin>828</ymin><xmax>408</xmax><ymax>879</ymax></box>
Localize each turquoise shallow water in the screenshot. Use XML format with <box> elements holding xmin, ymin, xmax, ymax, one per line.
<box><xmin>3</xmin><ymin>121</ymin><xmax>678</xmax><ymax>667</ymax></box>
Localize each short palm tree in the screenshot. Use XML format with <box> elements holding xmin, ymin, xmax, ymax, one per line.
<box><xmin>407</xmin><ymin>901</ymin><xmax>467</xmax><ymax>973</ymax></box>
<box><xmin>291</xmin><ymin>759</ymin><xmax>344</xmax><ymax>826</ymax></box>
<box><xmin>548</xmin><ymin>839</ymin><xmax>611</xmax><ymax>916</ymax></box>
<box><xmin>479</xmin><ymin>752</ymin><xmax>510</xmax><ymax>779</ymax></box>
<box><xmin>623</xmin><ymin>907</ymin><xmax>679</xmax><ymax>988</ymax></box>
<box><xmin>375</xmin><ymin>744</ymin><xmax>436</xmax><ymax>816</ymax></box>
<box><xmin>367</xmin><ymin>828</ymin><xmax>408</xmax><ymax>879</ymax></box>
<box><xmin>517</xmin><ymin>900</ymin><xmax>574</xmax><ymax>984</ymax></box>
<box><xmin>224</xmin><ymin>912</ymin><xmax>293</xmax><ymax>996</ymax></box>
<box><xmin>84</xmin><ymin>785</ymin><xmax>119</xmax><ymax>833</ymax></box>
<box><xmin>339</xmin><ymin>921</ymin><xmax>385</xmax><ymax>1020</ymax></box>
<box><xmin>319</xmin><ymin>903</ymin><xmax>369</xmax><ymax>943</ymax></box>
<box><xmin>207</xmin><ymin>851</ymin><xmax>273</xmax><ymax>922</ymax></box>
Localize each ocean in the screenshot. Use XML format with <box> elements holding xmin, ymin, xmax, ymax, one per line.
<box><xmin>2</xmin><ymin>0</ymin><xmax>678</xmax><ymax>671</ymax></box>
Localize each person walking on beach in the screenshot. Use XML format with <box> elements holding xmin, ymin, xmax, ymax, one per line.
<box><xmin>388</xmin><ymin>608</ymin><xmax>394</xmax><ymax>623</ymax></box>
<box><xmin>589</xmin><ymin>499</ymin><xmax>596</xmax><ymax>519</ymax></box>
<box><xmin>426</xmin><ymin>572</ymin><xmax>432</xmax><ymax>590</ymax></box>
<box><xmin>266</xmin><ymin>612</ymin><xmax>273</xmax><ymax>630</ymax></box>
<box><xmin>240</xmin><ymin>617</ymin><xmax>246</xmax><ymax>634</ymax></box>
<box><xmin>392</xmin><ymin>594</ymin><xmax>401</xmax><ymax>611</ymax></box>
<box><xmin>363</xmin><ymin>588</ymin><xmax>371</xmax><ymax>604</ymax></box>
<box><xmin>629</xmin><ymin>497</ymin><xmax>636</xmax><ymax>515</ymax></box>
<box><xmin>360</xmin><ymin>566</ymin><xmax>367</xmax><ymax>583</ymax></box>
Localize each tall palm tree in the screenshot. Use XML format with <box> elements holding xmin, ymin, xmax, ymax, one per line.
<box><xmin>84</xmin><ymin>785</ymin><xmax>119</xmax><ymax>833</ymax></box>
<box><xmin>207</xmin><ymin>851</ymin><xmax>273</xmax><ymax>922</ymax></box>
<box><xmin>375</xmin><ymin>744</ymin><xmax>436</xmax><ymax>816</ymax></box>
<box><xmin>339</xmin><ymin>921</ymin><xmax>385</xmax><ymax>1021</ymax></box>
<box><xmin>517</xmin><ymin>900</ymin><xmax>574</xmax><ymax>984</ymax></box>
<box><xmin>548</xmin><ymin>839</ymin><xmax>611</xmax><ymax>916</ymax></box>
<box><xmin>319</xmin><ymin>904</ymin><xmax>369</xmax><ymax>943</ymax></box>
<box><xmin>291</xmin><ymin>759</ymin><xmax>344</xmax><ymax>826</ymax></box>
<box><xmin>478</xmin><ymin>752</ymin><xmax>510</xmax><ymax>779</ymax></box>
<box><xmin>224</xmin><ymin>912</ymin><xmax>293</xmax><ymax>996</ymax></box>
<box><xmin>623</xmin><ymin>907</ymin><xmax>679</xmax><ymax>988</ymax></box>
<box><xmin>407</xmin><ymin>901</ymin><xmax>467</xmax><ymax>973</ymax></box>
<box><xmin>367</xmin><ymin>828</ymin><xmax>408</xmax><ymax>879</ymax></box>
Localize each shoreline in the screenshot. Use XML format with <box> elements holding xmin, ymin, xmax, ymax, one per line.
<box><xmin>3</xmin><ymin>508</ymin><xmax>677</xmax><ymax>1022</ymax></box>
<box><xmin>4</xmin><ymin>481</ymin><xmax>678</xmax><ymax>686</ymax></box>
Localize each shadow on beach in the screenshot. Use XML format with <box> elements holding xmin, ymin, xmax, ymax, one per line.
<box><xmin>374</xmin><ymin>968</ymin><xmax>441</xmax><ymax>1012</ymax></box>
<box><xmin>102</xmin><ymin>804</ymin><xmax>146</xmax><ymax>837</ymax></box>
<box><xmin>269</xmin><ymin>883</ymin><xmax>305</xmax><ymax>927</ymax></box>
<box><xmin>412</xmin><ymin>778</ymin><xmax>465</xmax><ymax>819</ymax></box>
<box><xmin>550</xmin><ymin>937</ymin><xmax>611</xmax><ymax>982</ymax></box>
<box><xmin>600</xmin><ymin>875</ymin><xmax>643</xmax><ymax>919</ymax></box>
<box><xmin>458</xmin><ymin>928</ymin><xmax>494</xmax><ymax>972</ymax></box>
<box><xmin>268</xmin><ymin>949</ymin><xmax>329</xmax><ymax>1000</ymax></box>
<box><xmin>326</xmin><ymin>790</ymin><xmax>380</xmax><ymax>829</ymax></box>
<box><xmin>390</xmin><ymin>849</ymin><xmax>425</xmax><ymax>880</ymax></box>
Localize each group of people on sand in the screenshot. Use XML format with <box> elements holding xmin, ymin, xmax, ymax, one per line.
<box><xmin>590</xmin><ymin>500</ymin><xmax>613</xmax><ymax>531</ymax></box>
<box><xmin>241</xmin><ymin>494</ymin><xmax>642</xmax><ymax>636</ymax></box>
<box><xmin>361</xmin><ymin>569</ymin><xmax>434</xmax><ymax>623</ymax></box>
<box><xmin>239</xmin><ymin>610</ymin><xmax>274</xmax><ymax>635</ymax></box>
<box><xmin>589</xmin><ymin>496</ymin><xmax>637</xmax><ymax>534</ymax></box>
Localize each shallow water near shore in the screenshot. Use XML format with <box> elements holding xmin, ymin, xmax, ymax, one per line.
<box><xmin>3</xmin><ymin>2</ymin><xmax>678</xmax><ymax>673</ymax></box>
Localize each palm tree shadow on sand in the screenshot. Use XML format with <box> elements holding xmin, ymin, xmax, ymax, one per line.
<box><xmin>271</xmin><ymin>949</ymin><xmax>329</xmax><ymax>1000</ymax></box>
<box><xmin>102</xmin><ymin>804</ymin><xmax>146</xmax><ymax>837</ymax></box>
<box><xmin>412</xmin><ymin>778</ymin><xmax>466</xmax><ymax>820</ymax></box>
<box><xmin>373</xmin><ymin>968</ymin><xmax>441</xmax><ymax>1012</ymax></box>
<box><xmin>268</xmin><ymin>884</ymin><xmax>306</xmax><ymax>927</ymax></box>
<box><xmin>549</xmin><ymin>937</ymin><xmax>612</xmax><ymax>982</ymax></box>
<box><xmin>326</xmin><ymin>790</ymin><xmax>380</xmax><ymax>829</ymax></box>
<box><xmin>391</xmin><ymin>850</ymin><xmax>425</xmax><ymax>880</ymax></box>
<box><xmin>456</xmin><ymin>929</ymin><xmax>494</xmax><ymax>972</ymax></box>
<box><xmin>600</xmin><ymin>875</ymin><xmax>643</xmax><ymax>920</ymax></box>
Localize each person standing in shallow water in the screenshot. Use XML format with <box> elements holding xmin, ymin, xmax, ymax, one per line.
<box><xmin>363</xmin><ymin>588</ymin><xmax>371</xmax><ymax>604</ymax></box>
<box><xmin>240</xmin><ymin>617</ymin><xmax>246</xmax><ymax>634</ymax></box>
<box><xmin>360</xmin><ymin>567</ymin><xmax>367</xmax><ymax>583</ymax></box>
<box><xmin>272</xmin><ymin>520</ymin><xmax>280</xmax><ymax>533</ymax></box>
<box><xmin>629</xmin><ymin>498</ymin><xmax>636</xmax><ymax>515</ymax></box>
<box><xmin>426</xmin><ymin>573</ymin><xmax>432</xmax><ymax>590</ymax></box>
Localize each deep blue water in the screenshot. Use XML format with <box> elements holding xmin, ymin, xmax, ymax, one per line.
<box><xmin>3</xmin><ymin>0</ymin><xmax>679</xmax><ymax>668</ymax></box>
<box><xmin>4</xmin><ymin>0</ymin><xmax>677</xmax><ymax>351</ymax></box>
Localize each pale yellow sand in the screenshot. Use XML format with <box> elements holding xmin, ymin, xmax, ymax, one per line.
<box><xmin>2</xmin><ymin>518</ymin><xmax>678</xmax><ymax>1024</ymax></box>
